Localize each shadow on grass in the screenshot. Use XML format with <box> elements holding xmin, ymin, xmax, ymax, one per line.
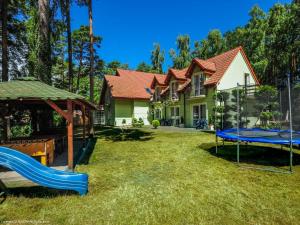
<box><xmin>199</xmin><ymin>142</ymin><xmax>300</xmax><ymax>167</ymax></box>
<box><xmin>5</xmin><ymin>186</ymin><xmax>79</xmax><ymax>198</ymax></box>
<box><xmin>94</xmin><ymin>126</ymin><xmax>154</xmax><ymax>142</ymax></box>
<box><xmin>77</xmin><ymin>137</ymin><xmax>97</xmax><ymax>165</ymax></box>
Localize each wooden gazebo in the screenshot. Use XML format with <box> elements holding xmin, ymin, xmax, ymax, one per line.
<box><xmin>0</xmin><ymin>77</ymin><xmax>96</xmax><ymax>169</ymax></box>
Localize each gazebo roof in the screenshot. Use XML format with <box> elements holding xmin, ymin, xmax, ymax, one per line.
<box><xmin>0</xmin><ymin>78</ymin><xmax>96</xmax><ymax>109</ymax></box>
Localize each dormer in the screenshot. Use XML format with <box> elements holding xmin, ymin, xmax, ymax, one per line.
<box><xmin>185</xmin><ymin>59</ymin><xmax>216</xmax><ymax>97</ymax></box>
<box><xmin>150</xmin><ymin>74</ymin><xmax>167</xmax><ymax>102</ymax></box>
<box><xmin>165</xmin><ymin>68</ymin><xmax>188</xmax><ymax>101</ymax></box>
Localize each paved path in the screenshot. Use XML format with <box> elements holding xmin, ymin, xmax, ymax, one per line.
<box><xmin>144</xmin><ymin>126</ymin><xmax>214</xmax><ymax>133</ymax></box>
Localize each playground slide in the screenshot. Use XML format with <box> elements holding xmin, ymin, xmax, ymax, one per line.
<box><xmin>0</xmin><ymin>146</ymin><xmax>88</xmax><ymax>196</ymax></box>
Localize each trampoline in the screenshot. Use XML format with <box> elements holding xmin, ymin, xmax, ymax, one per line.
<box><xmin>213</xmin><ymin>74</ymin><xmax>299</xmax><ymax>172</ymax></box>
<box><xmin>217</xmin><ymin>128</ymin><xmax>300</xmax><ymax>145</ymax></box>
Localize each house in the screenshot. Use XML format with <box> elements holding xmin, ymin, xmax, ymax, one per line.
<box><xmin>100</xmin><ymin>46</ymin><xmax>259</xmax><ymax>128</ymax></box>
<box><xmin>100</xmin><ymin>69</ymin><xmax>166</xmax><ymax>126</ymax></box>
<box><xmin>151</xmin><ymin>46</ymin><xmax>259</xmax><ymax>128</ymax></box>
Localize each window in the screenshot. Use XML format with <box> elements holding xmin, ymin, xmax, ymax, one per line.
<box><xmin>193</xmin><ymin>73</ymin><xmax>205</xmax><ymax>96</ymax></box>
<box><xmin>170</xmin><ymin>107</ymin><xmax>180</xmax><ymax>126</ymax></box>
<box><xmin>170</xmin><ymin>82</ymin><xmax>178</xmax><ymax>100</ymax></box>
<box><xmin>244</xmin><ymin>73</ymin><xmax>250</xmax><ymax>86</ymax></box>
<box><xmin>192</xmin><ymin>104</ymin><xmax>207</xmax><ymax>127</ymax></box>
<box><xmin>170</xmin><ymin>107</ymin><xmax>179</xmax><ymax>117</ymax></box>
<box><xmin>94</xmin><ymin>110</ymin><xmax>105</xmax><ymax>125</ymax></box>
<box><xmin>155</xmin><ymin>109</ymin><xmax>161</xmax><ymax>119</ymax></box>
<box><xmin>155</xmin><ymin>87</ymin><xmax>161</xmax><ymax>102</ymax></box>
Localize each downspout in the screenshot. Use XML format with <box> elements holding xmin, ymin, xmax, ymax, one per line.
<box><xmin>183</xmin><ymin>93</ymin><xmax>186</xmax><ymax>127</ymax></box>
<box><xmin>152</xmin><ymin>104</ymin><xmax>154</xmax><ymax>121</ymax></box>
<box><xmin>164</xmin><ymin>103</ymin><xmax>167</xmax><ymax>120</ymax></box>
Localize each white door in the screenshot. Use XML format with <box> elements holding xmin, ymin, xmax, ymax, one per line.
<box><xmin>134</xmin><ymin>106</ymin><xmax>149</xmax><ymax>125</ymax></box>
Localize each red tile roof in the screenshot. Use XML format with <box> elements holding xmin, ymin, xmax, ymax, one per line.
<box><xmin>104</xmin><ymin>69</ymin><xmax>166</xmax><ymax>100</ymax></box>
<box><xmin>177</xmin><ymin>79</ymin><xmax>191</xmax><ymax>92</ymax></box>
<box><xmin>155</xmin><ymin>74</ymin><xmax>167</xmax><ymax>85</ymax></box>
<box><xmin>203</xmin><ymin>47</ymin><xmax>241</xmax><ymax>86</ymax></box>
<box><xmin>116</xmin><ymin>69</ymin><xmax>164</xmax><ymax>78</ymax></box>
<box><xmin>193</xmin><ymin>59</ymin><xmax>216</xmax><ymax>72</ymax></box>
<box><xmin>165</xmin><ymin>68</ymin><xmax>188</xmax><ymax>84</ymax></box>
<box><xmin>150</xmin><ymin>74</ymin><xmax>167</xmax><ymax>89</ymax></box>
<box><xmin>160</xmin><ymin>86</ymin><xmax>169</xmax><ymax>96</ymax></box>
<box><xmin>100</xmin><ymin>47</ymin><xmax>259</xmax><ymax>103</ymax></box>
<box><xmin>184</xmin><ymin>46</ymin><xmax>259</xmax><ymax>87</ymax></box>
<box><xmin>170</xmin><ymin>68</ymin><xmax>188</xmax><ymax>79</ymax></box>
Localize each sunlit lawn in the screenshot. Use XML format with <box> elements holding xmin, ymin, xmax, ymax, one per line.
<box><xmin>1</xmin><ymin>127</ymin><xmax>300</xmax><ymax>225</ymax></box>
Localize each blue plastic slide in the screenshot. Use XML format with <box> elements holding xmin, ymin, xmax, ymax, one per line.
<box><xmin>0</xmin><ymin>146</ymin><xmax>88</xmax><ymax>196</ymax></box>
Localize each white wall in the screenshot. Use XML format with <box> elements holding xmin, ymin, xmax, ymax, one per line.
<box><xmin>217</xmin><ymin>52</ymin><xmax>256</xmax><ymax>90</ymax></box>
<box><xmin>133</xmin><ymin>100</ymin><xmax>150</xmax><ymax>125</ymax></box>
<box><xmin>115</xmin><ymin>118</ymin><xmax>133</xmax><ymax>126</ymax></box>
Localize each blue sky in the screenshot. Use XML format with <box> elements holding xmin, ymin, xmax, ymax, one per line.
<box><xmin>71</xmin><ymin>0</ymin><xmax>291</xmax><ymax>70</ymax></box>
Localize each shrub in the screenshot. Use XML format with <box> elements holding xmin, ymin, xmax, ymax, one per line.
<box><xmin>138</xmin><ymin>118</ymin><xmax>144</xmax><ymax>126</ymax></box>
<box><xmin>11</xmin><ymin>125</ymin><xmax>32</xmax><ymax>138</ymax></box>
<box><xmin>132</xmin><ymin>118</ymin><xmax>144</xmax><ymax>128</ymax></box>
<box><xmin>152</xmin><ymin>120</ymin><xmax>160</xmax><ymax>129</ymax></box>
<box><xmin>132</xmin><ymin>118</ymin><xmax>137</xmax><ymax>127</ymax></box>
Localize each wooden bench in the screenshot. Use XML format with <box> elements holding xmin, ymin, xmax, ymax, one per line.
<box><xmin>1</xmin><ymin>138</ymin><xmax>55</xmax><ymax>166</ymax></box>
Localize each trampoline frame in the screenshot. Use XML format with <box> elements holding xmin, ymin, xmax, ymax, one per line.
<box><xmin>215</xmin><ymin>74</ymin><xmax>295</xmax><ymax>173</ymax></box>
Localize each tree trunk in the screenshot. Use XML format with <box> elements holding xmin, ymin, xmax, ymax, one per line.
<box><xmin>1</xmin><ymin>0</ymin><xmax>8</xmax><ymax>82</ymax></box>
<box><xmin>88</xmin><ymin>0</ymin><xmax>94</xmax><ymax>134</ymax></box>
<box><xmin>38</xmin><ymin>0</ymin><xmax>51</xmax><ymax>84</ymax></box>
<box><xmin>66</xmin><ymin>0</ymin><xmax>73</xmax><ymax>92</ymax></box>
<box><xmin>76</xmin><ymin>44</ymin><xmax>83</xmax><ymax>92</ymax></box>
<box><xmin>61</xmin><ymin>50</ymin><xmax>65</xmax><ymax>87</ymax></box>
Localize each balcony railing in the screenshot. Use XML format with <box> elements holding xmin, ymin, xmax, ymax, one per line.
<box><xmin>191</xmin><ymin>87</ymin><xmax>206</xmax><ymax>97</ymax></box>
<box><xmin>155</xmin><ymin>95</ymin><xmax>161</xmax><ymax>102</ymax></box>
<box><xmin>171</xmin><ymin>93</ymin><xmax>179</xmax><ymax>100</ymax></box>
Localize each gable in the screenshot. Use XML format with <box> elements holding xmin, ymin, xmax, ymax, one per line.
<box><xmin>217</xmin><ymin>51</ymin><xmax>258</xmax><ymax>90</ymax></box>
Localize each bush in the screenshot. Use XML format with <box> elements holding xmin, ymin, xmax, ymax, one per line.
<box><xmin>11</xmin><ymin>125</ymin><xmax>32</xmax><ymax>138</ymax></box>
<box><xmin>138</xmin><ymin>118</ymin><xmax>144</xmax><ymax>126</ymax></box>
<box><xmin>152</xmin><ymin>120</ymin><xmax>160</xmax><ymax>129</ymax></box>
<box><xmin>132</xmin><ymin>118</ymin><xmax>144</xmax><ymax>128</ymax></box>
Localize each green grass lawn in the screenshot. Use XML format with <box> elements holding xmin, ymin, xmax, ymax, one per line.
<box><xmin>1</xmin><ymin>127</ymin><xmax>300</xmax><ymax>225</ymax></box>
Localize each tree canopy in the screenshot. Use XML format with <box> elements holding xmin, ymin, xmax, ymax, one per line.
<box><xmin>1</xmin><ymin>1</ymin><xmax>299</xmax><ymax>98</ymax></box>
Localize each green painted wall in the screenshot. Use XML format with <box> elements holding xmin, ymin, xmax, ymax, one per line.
<box><xmin>185</xmin><ymin>87</ymin><xmax>215</xmax><ymax>127</ymax></box>
<box><xmin>114</xmin><ymin>99</ymin><xmax>133</xmax><ymax>125</ymax></box>
<box><xmin>115</xmin><ymin>99</ymin><xmax>133</xmax><ymax>118</ymax></box>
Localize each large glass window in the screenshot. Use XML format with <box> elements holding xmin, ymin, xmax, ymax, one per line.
<box><xmin>170</xmin><ymin>107</ymin><xmax>180</xmax><ymax>126</ymax></box>
<box><xmin>244</xmin><ymin>73</ymin><xmax>250</xmax><ymax>86</ymax></box>
<box><xmin>192</xmin><ymin>104</ymin><xmax>207</xmax><ymax>126</ymax></box>
<box><xmin>170</xmin><ymin>82</ymin><xmax>178</xmax><ymax>100</ymax></box>
<box><xmin>155</xmin><ymin>87</ymin><xmax>161</xmax><ymax>101</ymax></box>
<box><xmin>155</xmin><ymin>109</ymin><xmax>161</xmax><ymax>119</ymax></box>
<box><xmin>193</xmin><ymin>74</ymin><xmax>205</xmax><ymax>96</ymax></box>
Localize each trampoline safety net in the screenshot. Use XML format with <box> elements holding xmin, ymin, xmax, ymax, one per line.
<box><xmin>214</xmin><ymin>78</ymin><xmax>300</xmax><ymax>144</ymax></box>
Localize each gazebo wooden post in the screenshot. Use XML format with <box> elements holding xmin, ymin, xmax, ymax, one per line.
<box><xmin>87</xmin><ymin>108</ymin><xmax>91</xmax><ymax>136</ymax></box>
<box><xmin>67</xmin><ymin>100</ymin><xmax>74</xmax><ymax>170</ymax></box>
<box><xmin>45</xmin><ymin>99</ymin><xmax>75</xmax><ymax>170</ymax></box>
<box><xmin>82</xmin><ymin>105</ymin><xmax>86</xmax><ymax>144</ymax></box>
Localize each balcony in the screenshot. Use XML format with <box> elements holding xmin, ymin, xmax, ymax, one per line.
<box><xmin>171</xmin><ymin>93</ymin><xmax>179</xmax><ymax>101</ymax></box>
<box><xmin>190</xmin><ymin>88</ymin><xmax>206</xmax><ymax>98</ymax></box>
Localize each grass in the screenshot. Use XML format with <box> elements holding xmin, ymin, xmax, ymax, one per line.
<box><xmin>1</xmin><ymin>127</ymin><xmax>300</xmax><ymax>224</ymax></box>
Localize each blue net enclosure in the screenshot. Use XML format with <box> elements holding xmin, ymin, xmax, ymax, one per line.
<box><xmin>214</xmin><ymin>75</ymin><xmax>300</xmax><ymax>172</ymax></box>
